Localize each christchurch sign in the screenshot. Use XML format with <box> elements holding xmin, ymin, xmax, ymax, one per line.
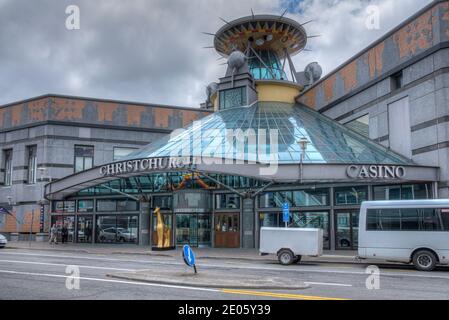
<box><xmin>346</xmin><ymin>165</ymin><xmax>406</xmax><ymax>180</ymax></box>
<box><xmin>100</xmin><ymin>157</ymin><xmax>194</xmax><ymax>177</ymax></box>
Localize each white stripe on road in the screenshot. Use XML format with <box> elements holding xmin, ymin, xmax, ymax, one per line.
<box><xmin>0</xmin><ymin>269</ymin><xmax>220</xmax><ymax>293</ymax></box>
<box><xmin>0</xmin><ymin>259</ymin><xmax>139</xmax><ymax>272</ymax></box>
<box><xmin>2</xmin><ymin>250</ymin><xmax>448</xmax><ymax>281</ymax></box>
<box><xmin>304</xmin><ymin>282</ymin><xmax>352</xmax><ymax>287</ymax></box>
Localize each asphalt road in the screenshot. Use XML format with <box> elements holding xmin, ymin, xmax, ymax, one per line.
<box><xmin>0</xmin><ymin>248</ymin><xmax>449</xmax><ymax>300</ymax></box>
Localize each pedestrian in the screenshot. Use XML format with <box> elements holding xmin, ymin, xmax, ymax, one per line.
<box><xmin>49</xmin><ymin>224</ymin><xmax>58</xmax><ymax>245</ymax></box>
<box><xmin>61</xmin><ymin>223</ymin><xmax>68</xmax><ymax>244</ymax></box>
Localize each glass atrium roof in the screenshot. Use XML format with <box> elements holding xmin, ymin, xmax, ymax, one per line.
<box><xmin>126</xmin><ymin>102</ymin><xmax>412</xmax><ymax>165</ymax></box>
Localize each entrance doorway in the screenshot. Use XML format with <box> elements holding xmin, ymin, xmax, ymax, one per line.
<box><xmin>175</xmin><ymin>214</ymin><xmax>212</xmax><ymax>247</ymax></box>
<box><xmin>77</xmin><ymin>216</ymin><xmax>93</xmax><ymax>243</ymax></box>
<box><xmin>50</xmin><ymin>216</ymin><xmax>75</xmax><ymax>243</ymax></box>
<box><xmin>335</xmin><ymin>210</ymin><xmax>359</xmax><ymax>250</ymax></box>
<box><xmin>214</xmin><ymin>213</ymin><xmax>240</xmax><ymax>248</ymax></box>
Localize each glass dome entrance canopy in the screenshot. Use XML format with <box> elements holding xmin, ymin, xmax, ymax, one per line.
<box><xmin>126</xmin><ymin>102</ymin><xmax>412</xmax><ymax>166</ymax></box>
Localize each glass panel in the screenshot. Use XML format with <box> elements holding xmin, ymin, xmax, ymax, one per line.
<box><xmin>260</xmin><ymin>213</ymin><xmax>279</xmax><ymax>228</ymax></box>
<box><xmin>291</xmin><ymin>212</ymin><xmax>330</xmax><ymax>250</ymax></box>
<box><xmin>77</xmin><ymin>216</ymin><xmax>93</xmax><ymax>243</ymax></box>
<box><xmin>97</xmin><ymin>200</ymin><xmax>117</xmax><ymax>212</ymax></box>
<box><xmin>352</xmin><ymin>214</ymin><xmax>359</xmax><ymax>248</ymax></box>
<box><xmin>335</xmin><ymin>187</ymin><xmax>368</xmax><ymax>206</ymax></box>
<box><xmin>77</xmin><ymin>200</ymin><xmax>94</xmax><ymax>213</ymax></box>
<box><xmin>153</xmin><ymin>196</ymin><xmax>172</xmax><ymax>210</ymax></box>
<box><xmin>401</xmin><ymin>209</ymin><xmax>420</xmax><ymax>230</ymax></box>
<box><xmin>198</xmin><ymin>214</ymin><xmax>211</xmax><ymax>247</ymax></box>
<box><xmin>441</xmin><ymin>209</ymin><xmax>449</xmax><ymax>231</ymax></box>
<box><xmin>336</xmin><ymin>213</ymin><xmax>351</xmax><ymax>249</ymax></box>
<box><xmin>117</xmin><ymin>200</ymin><xmax>139</xmax><ymax>212</ymax></box>
<box><xmin>216</xmin><ymin>194</ymin><xmax>240</xmax><ymax>210</ymax></box>
<box><xmin>128</xmin><ymin>102</ymin><xmax>413</xmax><ymax>165</ymax></box>
<box><xmin>113</xmin><ymin>147</ymin><xmax>138</xmax><ymax>161</ymax></box>
<box><xmin>176</xmin><ymin>214</ymin><xmax>198</xmax><ymax>247</ymax></box>
<box><xmin>345</xmin><ymin>114</ymin><xmax>370</xmax><ymax>138</ymax></box>
<box><xmin>117</xmin><ymin>216</ymin><xmax>139</xmax><ymax>244</ymax></box>
<box><xmin>96</xmin><ymin>216</ymin><xmax>117</xmax><ymax>243</ymax></box>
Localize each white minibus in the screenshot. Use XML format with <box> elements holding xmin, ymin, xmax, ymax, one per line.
<box><xmin>358</xmin><ymin>200</ymin><xmax>449</xmax><ymax>271</ymax></box>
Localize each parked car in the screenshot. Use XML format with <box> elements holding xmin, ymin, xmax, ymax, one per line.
<box><xmin>99</xmin><ymin>227</ymin><xmax>136</xmax><ymax>243</ymax></box>
<box><xmin>0</xmin><ymin>234</ymin><xmax>7</xmax><ymax>248</ymax></box>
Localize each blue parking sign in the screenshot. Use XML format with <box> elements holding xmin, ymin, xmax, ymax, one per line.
<box><xmin>182</xmin><ymin>245</ymin><xmax>197</xmax><ymax>273</ymax></box>
<box><xmin>282</xmin><ymin>203</ymin><xmax>290</xmax><ymax>223</ymax></box>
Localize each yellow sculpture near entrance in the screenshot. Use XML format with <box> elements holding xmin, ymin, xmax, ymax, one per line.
<box><xmin>155</xmin><ymin>207</ymin><xmax>171</xmax><ymax>248</ymax></box>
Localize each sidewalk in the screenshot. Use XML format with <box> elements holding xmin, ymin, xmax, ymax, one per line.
<box><xmin>4</xmin><ymin>241</ymin><xmax>359</xmax><ymax>264</ymax></box>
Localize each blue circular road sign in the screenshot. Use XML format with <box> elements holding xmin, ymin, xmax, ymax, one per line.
<box><xmin>182</xmin><ymin>245</ymin><xmax>196</xmax><ymax>268</ymax></box>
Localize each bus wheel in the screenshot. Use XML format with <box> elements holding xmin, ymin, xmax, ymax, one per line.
<box><xmin>413</xmin><ymin>250</ymin><xmax>437</xmax><ymax>272</ymax></box>
<box><xmin>278</xmin><ymin>249</ymin><xmax>294</xmax><ymax>266</ymax></box>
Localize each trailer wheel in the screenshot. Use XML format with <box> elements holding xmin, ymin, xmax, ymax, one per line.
<box><xmin>293</xmin><ymin>255</ymin><xmax>302</xmax><ymax>264</ymax></box>
<box><xmin>278</xmin><ymin>249</ymin><xmax>294</xmax><ymax>266</ymax></box>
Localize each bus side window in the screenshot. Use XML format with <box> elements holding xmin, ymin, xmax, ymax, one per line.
<box><xmin>440</xmin><ymin>209</ymin><xmax>449</xmax><ymax>231</ymax></box>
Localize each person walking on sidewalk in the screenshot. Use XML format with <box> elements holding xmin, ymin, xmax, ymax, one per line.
<box><xmin>61</xmin><ymin>224</ymin><xmax>68</xmax><ymax>244</ymax></box>
<box><xmin>49</xmin><ymin>224</ymin><xmax>58</xmax><ymax>245</ymax></box>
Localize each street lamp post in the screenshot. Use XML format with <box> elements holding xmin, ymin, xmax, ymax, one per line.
<box><xmin>298</xmin><ymin>138</ymin><xmax>309</xmax><ymax>184</ymax></box>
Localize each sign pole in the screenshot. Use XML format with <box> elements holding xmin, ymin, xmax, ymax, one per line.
<box><xmin>29</xmin><ymin>209</ymin><xmax>34</xmax><ymax>248</ymax></box>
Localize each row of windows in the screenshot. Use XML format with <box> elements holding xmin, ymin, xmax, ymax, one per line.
<box><xmin>52</xmin><ymin>199</ymin><xmax>140</xmax><ymax>213</ymax></box>
<box><xmin>367</xmin><ymin>208</ymin><xmax>449</xmax><ymax>231</ymax></box>
<box><xmin>1</xmin><ymin>146</ymin><xmax>138</xmax><ymax>186</ymax></box>
<box><xmin>258</xmin><ymin>184</ymin><xmax>432</xmax><ymax>209</ymax></box>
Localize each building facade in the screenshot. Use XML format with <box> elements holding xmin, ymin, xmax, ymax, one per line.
<box><xmin>0</xmin><ymin>95</ymin><xmax>211</xmax><ymax>240</ymax></box>
<box><xmin>2</xmin><ymin>1</ymin><xmax>448</xmax><ymax>252</ymax></box>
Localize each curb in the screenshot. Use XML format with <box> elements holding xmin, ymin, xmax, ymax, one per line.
<box><xmin>3</xmin><ymin>246</ymin><xmax>358</xmax><ymax>265</ymax></box>
<box><xmin>106</xmin><ymin>273</ymin><xmax>311</xmax><ymax>291</ymax></box>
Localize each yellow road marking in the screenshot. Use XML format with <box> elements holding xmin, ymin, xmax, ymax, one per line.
<box><xmin>221</xmin><ymin>289</ymin><xmax>349</xmax><ymax>301</ymax></box>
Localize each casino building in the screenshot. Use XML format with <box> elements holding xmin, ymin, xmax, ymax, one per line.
<box><xmin>3</xmin><ymin>1</ymin><xmax>449</xmax><ymax>250</ymax></box>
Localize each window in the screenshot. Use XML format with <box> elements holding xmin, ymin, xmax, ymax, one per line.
<box><xmin>152</xmin><ymin>196</ymin><xmax>172</xmax><ymax>210</ymax></box>
<box><xmin>219</xmin><ymin>87</ymin><xmax>247</xmax><ymax>110</ymax></box>
<box><xmin>26</xmin><ymin>146</ymin><xmax>37</xmax><ymax>184</ymax></box>
<box><xmin>3</xmin><ymin>149</ymin><xmax>13</xmax><ymax>186</ymax></box>
<box><xmin>259</xmin><ymin>189</ymin><xmax>329</xmax><ymax>208</ymax></box>
<box><xmin>52</xmin><ymin>201</ymin><xmax>76</xmax><ymax>213</ymax></box>
<box><xmin>391</xmin><ymin>71</ymin><xmax>403</xmax><ymax>91</ymax></box>
<box><xmin>374</xmin><ymin>184</ymin><xmax>432</xmax><ymax>201</ymax></box>
<box><xmin>344</xmin><ymin>114</ymin><xmax>370</xmax><ymax>138</ymax></box>
<box><xmin>366</xmin><ymin>208</ymin><xmax>449</xmax><ymax>231</ymax></box>
<box><xmin>77</xmin><ymin>200</ymin><xmax>94</xmax><ymax>213</ymax></box>
<box><xmin>117</xmin><ymin>199</ymin><xmax>139</xmax><ymax>212</ymax></box>
<box><xmin>97</xmin><ymin>200</ymin><xmax>117</xmax><ymax>212</ymax></box>
<box><xmin>113</xmin><ymin>147</ymin><xmax>138</xmax><ymax>161</ymax></box>
<box><xmin>215</xmin><ymin>194</ymin><xmax>240</xmax><ymax>210</ymax></box>
<box><xmin>75</xmin><ymin>146</ymin><xmax>94</xmax><ymax>173</ymax></box>
<box><xmin>335</xmin><ymin>186</ymin><xmax>368</xmax><ymax>206</ymax></box>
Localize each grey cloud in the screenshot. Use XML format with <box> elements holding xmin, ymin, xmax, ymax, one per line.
<box><xmin>0</xmin><ymin>0</ymin><xmax>432</xmax><ymax>108</ymax></box>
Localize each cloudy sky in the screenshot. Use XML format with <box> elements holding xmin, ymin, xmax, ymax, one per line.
<box><xmin>0</xmin><ymin>0</ymin><xmax>432</xmax><ymax>108</ymax></box>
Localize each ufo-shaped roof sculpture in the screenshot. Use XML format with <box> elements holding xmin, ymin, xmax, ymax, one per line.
<box><xmin>214</xmin><ymin>15</ymin><xmax>308</xmax><ymax>59</ymax></box>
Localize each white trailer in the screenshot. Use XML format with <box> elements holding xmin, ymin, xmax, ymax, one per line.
<box><xmin>259</xmin><ymin>227</ymin><xmax>323</xmax><ymax>265</ymax></box>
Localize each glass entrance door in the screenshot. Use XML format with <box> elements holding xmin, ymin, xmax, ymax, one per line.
<box><xmin>176</xmin><ymin>214</ymin><xmax>198</xmax><ymax>247</ymax></box>
<box><xmin>335</xmin><ymin>211</ymin><xmax>359</xmax><ymax>250</ymax></box>
<box><xmin>77</xmin><ymin>216</ymin><xmax>93</xmax><ymax>243</ymax></box>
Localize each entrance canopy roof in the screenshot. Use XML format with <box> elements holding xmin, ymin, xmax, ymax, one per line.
<box><xmin>45</xmin><ymin>102</ymin><xmax>438</xmax><ymax>201</ymax></box>
<box><xmin>126</xmin><ymin>102</ymin><xmax>412</xmax><ymax>165</ymax></box>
